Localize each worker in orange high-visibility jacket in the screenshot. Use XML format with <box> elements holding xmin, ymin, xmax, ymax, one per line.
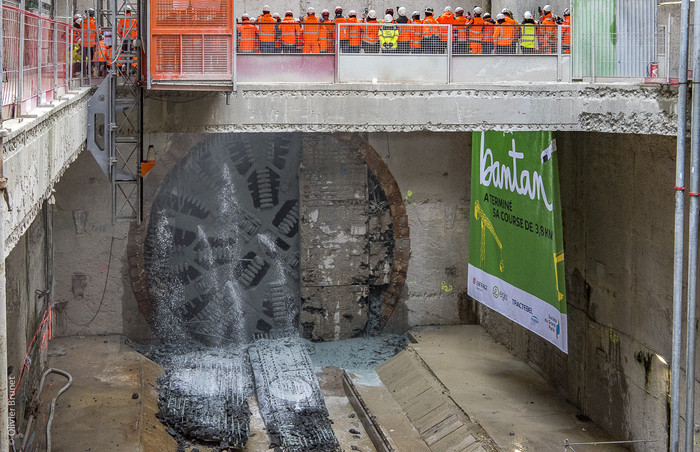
<box><xmin>468</xmin><ymin>7</ymin><xmax>485</xmax><ymax>54</ymax></box>
<box><xmin>302</xmin><ymin>7</ymin><xmax>320</xmax><ymax>53</ymax></box>
<box><xmin>409</xmin><ymin>10</ymin><xmax>423</xmax><ymax>53</ymax></box>
<box><xmin>362</xmin><ymin>10</ymin><xmax>380</xmax><ymax>53</ymax></box>
<box><xmin>493</xmin><ymin>13</ymin><xmax>515</xmax><ymax>54</ymax></box>
<box><xmin>81</xmin><ymin>9</ymin><xmax>99</xmax><ymax>61</ymax></box>
<box><xmin>421</xmin><ymin>7</ymin><xmax>440</xmax><ymax>53</ymax></box>
<box><xmin>437</xmin><ymin>6</ymin><xmax>454</xmax><ymax>54</ymax></box>
<box><xmin>237</xmin><ymin>14</ymin><xmax>259</xmax><ymax>53</ymax></box>
<box><xmin>319</xmin><ymin>9</ymin><xmax>334</xmax><ymax>53</ymax></box>
<box><xmin>96</xmin><ymin>38</ymin><xmax>113</xmax><ymax>76</ymax></box>
<box><xmin>482</xmin><ymin>12</ymin><xmax>495</xmax><ymax>54</ymax></box>
<box><xmin>334</xmin><ymin>7</ymin><xmax>348</xmax><ymax>52</ymax></box>
<box><xmin>452</xmin><ymin>7</ymin><xmax>468</xmax><ymax>54</ymax></box>
<box><xmin>347</xmin><ymin>10</ymin><xmax>361</xmax><ymax>52</ymax></box>
<box><xmin>561</xmin><ymin>8</ymin><xmax>570</xmax><ymax>54</ymax></box>
<box><xmin>501</xmin><ymin>8</ymin><xmax>520</xmax><ymax>44</ymax></box>
<box><xmin>279</xmin><ymin>11</ymin><xmax>302</xmax><ymax>53</ymax></box>
<box><xmin>395</xmin><ymin>7</ymin><xmax>410</xmax><ymax>53</ymax></box>
<box><xmin>538</xmin><ymin>5</ymin><xmax>556</xmax><ymax>54</ymax></box>
<box><xmin>257</xmin><ymin>5</ymin><xmax>276</xmax><ymax>53</ymax></box>
<box><xmin>117</xmin><ymin>5</ymin><xmax>137</xmax><ymax>47</ymax></box>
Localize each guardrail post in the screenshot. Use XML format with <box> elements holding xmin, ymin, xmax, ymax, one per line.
<box><xmin>53</xmin><ymin>20</ymin><xmax>58</xmax><ymax>98</ymax></box>
<box><xmin>447</xmin><ymin>24</ymin><xmax>452</xmax><ymax>83</ymax></box>
<box><xmin>557</xmin><ymin>25</ymin><xmax>562</xmax><ymax>81</ymax></box>
<box><xmin>38</xmin><ymin>0</ymin><xmax>43</xmax><ymax>105</ymax></box>
<box><xmin>591</xmin><ymin>21</ymin><xmax>596</xmax><ymax>83</ymax></box>
<box><xmin>16</xmin><ymin>0</ymin><xmax>25</xmax><ymax>115</ymax></box>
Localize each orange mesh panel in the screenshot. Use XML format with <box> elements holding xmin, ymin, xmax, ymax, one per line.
<box><xmin>155</xmin><ymin>35</ymin><xmax>181</xmax><ymax>73</ymax></box>
<box><xmin>155</xmin><ymin>0</ymin><xmax>229</xmax><ymax>28</ymax></box>
<box><xmin>181</xmin><ymin>35</ymin><xmax>203</xmax><ymax>73</ymax></box>
<box><xmin>203</xmin><ymin>35</ymin><xmax>230</xmax><ymax>73</ymax></box>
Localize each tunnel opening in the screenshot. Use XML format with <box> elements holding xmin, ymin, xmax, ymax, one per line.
<box><xmin>134</xmin><ymin>132</ymin><xmax>406</xmax><ymax>449</ymax></box>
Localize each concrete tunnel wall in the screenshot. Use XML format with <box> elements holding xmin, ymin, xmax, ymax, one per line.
<box><xmin>20</xmin><ymin>128</ymin><xmax>688</xmax><ymax>449</ymax></box>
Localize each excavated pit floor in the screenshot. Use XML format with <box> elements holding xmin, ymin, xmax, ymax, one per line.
<box><xmin>35</xmin><ymin>327</ymin><xmax>625</xmax><ymax>451</ymax></box>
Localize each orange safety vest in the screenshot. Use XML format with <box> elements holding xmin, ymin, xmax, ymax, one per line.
<box><xmin>397</xmin><ymin>20</ymin><xmax>411</xmax><ymax>43</ymax></box>
<box><xmin>96</xmin><ymin>40</ymin><xmax>110</xmax><ymax>62</ymax></box>
<box><xmin>454</xmin><ymin>15</ymin><xmax>468</xmax><ymax>41</ymax></box>
<box><xmin>320</xmin><ymin>18</ymin><xmax>334</xmax><ymax>51</ymax></box>
<box><xmin>410</xmin><ymin>19</ymin><xmax>423</xmax><ymax>48</ymax></box>
<box><xmin>540</xmin><ymin>13</ymin><xmax>555</xmax><ymax>37</ymax></box>
<box><xmin>83</xmin><ymin>17</ymin><xmax>98</xmax><ymax>47</ymax></box>
<box><xmin>335</xmin><ymin>16</ymin><xmax>347</xmax><ymax>41</ymax></box>
<box><xmin>423</xmin><ymin>15</ymin><xmax>439</xmax><ymax>37</ymax></box>
<box><xmin>238</xmin><ymin>21</ymin><xmax>259</xmax><ymax>52</ymax></box>
<box><xmin>257</xmin><ymin>13</ymin><xmax>276</xmax><ymax>42</ymax></box>
<box><xmin>348</xmin><ymin>17</ymin><xmax>362</xmax><ymax>47</ymax></box>
<box><xmin>302</xmin><ymin>14</ymin><xmax>320</xmax><ymax>53</ymax></box>
<box><xmin>118</xmin><ymin>12</ymin><xmax>137</xmax><ymax>39</ymax></box>
<box><xmin>362</xmin><ymin>19</ymin><xmax>380</xmax><ymax>44</ymax></box>
<box><xmin>302</xmin><ymin>14</ymin><xmax>320</xmax><ymax>41</ymax></box>
<box><xmin>562</xmin><ymin>16</ymin><xmax>571</xmax><ymax>50</ymax></box>
<box><xmin>482</xmin><ymin>21</ymin><xmax>494</xmax><ymax>43</ymax></box>
<box><xmin>494</xmin><ymin>23</ymin><xmax>514</xmax><ymax>45</ymax></box>
<box><xmin>279</xmin><ymin>17</ymin><xmax>302</xmax><ymax>45</ymax></box>
<box><xmin>437</xmin><ymin>12</ymin><xmax>454</xmax><ymax>42</ymax></box>
<box><xmin>469</xmin><ymin>16</ymin><xmax>483</xmax><ymax>42</ymax></box>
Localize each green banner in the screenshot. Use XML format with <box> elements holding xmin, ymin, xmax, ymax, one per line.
<box><xmin>468</xmin><ymin>131</ymin><xmax>567</xmax><ymax>353</ymax></box>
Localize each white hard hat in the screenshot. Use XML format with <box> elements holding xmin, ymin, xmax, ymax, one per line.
<box><xmin>74</xmin><ymin>13</ymin><xmax>81</xmax><ymax>19</ymax></box>
<box><xmin>444</xmin><ymin>6</ymin><xmax>452</xmax><ymax>13</ymax></box>
<box><xmin>125</xmin><ymin>4</ymin><xmax>132</xmax><ymax>11</ymax></box>
<box><xmin>262</xmin><ymin>4</ymin><xmax>270</xmax><ymax>12</ymax></box>
<box><xmin>307</xmin><ymin>6</ymin><xmax>315</xmax><ymax>13</ymax></box>
<box><xmin>543</xmin><ymin>4</ymin><xmax>552</xmax><ymax>13</ymax></box>
<box><xmin>412</xmin><ymin>10</ymin><xmax>420</xmax><ymax>17</ymax></box>
<box><xmin>473</xmin><ymin>6</ymin><xmax>482</xmax><ymax>14</ymax></box>
<box><xmin>455</xmin><ymin>7</ymin><xmax>464</xmax><ymax>13</ymax></box>
<box><xmin>322</xmin><ymin>8</ymin><xmax>330</xmax><ymax>14</ymax></box>
<box><xmin>384</xmin><ymin>14</ymin><xmax>393</xmax><ymax>22</ymax></box>
<box><xmin>496</xmin><ymin>13</ymin><xmax>505</xmax><ymax>20</ymax></box>
<box><xmin>272</xmin><ymin>12</ymin><xmax>280</xmax><ymax>18</ymax></box>
<box><xmin>398</xmin><ymin>7</ymin><xmax>406</xmax><ymax>15</ymax></box>
<box><xmin>563</xmin><ymin>8</ymin><xmax>570</xmax><ymax>15</ymax></box>
<box><xmin>501</xmin><ymin>8</ymin><xmax>508</xmax><ymax>14</ymax></box>
<box><xmin>242</xmin><ymin>13</ymin><xmax>249</xmax><ymax>19</ymax></box>
<box><xmin>285</xmin><ymin>10</ymin><xmax>293</xmax><ymax>15</ymax></box>
<box><xmin>349</xmin><ymin>9</ymin><xmax>357</xmax><ymax>16</ymax></box>
<box><xmin>523</xmin><ymin>11</ymin><xmax>533</xmax><ymax>19</ymax></box>
<box><xmin>368</xmin><ymin>9</ymin><xmax>376</xmax><ymax>18</ymax></box>
<box><xmin>483</xmin><ymin>12</ymin><xmax>490</xmax><ymax>18</ymax></box>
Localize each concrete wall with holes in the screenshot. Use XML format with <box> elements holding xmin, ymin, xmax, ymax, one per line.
<box><xmin>1</xmin><ymin>88</ymin><xmax>90</xmax><ymax>258</ymax></box>
<box><xmin>143</xmin><ymin>84</ymin><xmax>677</xmax><ymax>137</ymax></box>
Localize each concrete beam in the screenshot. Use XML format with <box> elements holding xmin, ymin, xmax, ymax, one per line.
<box><xmin>144</xmin><ymin>83</ymin><xmax>677</xmax><ymax>136</ymax></box>
<box><xmin>1</xmin><ymin>88</ymin><xmax>90</xmax><ymax>257</ymax></box>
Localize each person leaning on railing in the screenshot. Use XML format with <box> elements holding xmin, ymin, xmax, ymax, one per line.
<box><xmin>538</xmin><ymin>5</ymin><xmax>555</xmax><ymax>54</ymax></box>
<box><xmin>279</xmin><ymin>11</ymin><xmax>302</xmax><ymax>53</ymax></box>
<box><xmin>467</xmin><ymin>7</ymin><xmax>484</xmax><ymax>55</ymax></box>
<box><xmin>421</xmin><ymin>7</ymin><xmax>439</xmax><ymax>54</ymax></box>
<box><xmin>561</xmin><ymin>8</ymin><xmax>570</xmax><ymax>54</ymax></box>
<box><xmin>320</xmin><ymin>9</ymin><xmax>334</xmax><ymax>53</ymax></box>
<box><xmin>257</xmin><ymin>5</ymin><xmax>276</xmax><ymax>53</ymax></box>
<box><xmin>436</xmin><ymin>6</ymin><xmax>454</xmax><ymax>55</ymax></box>
<box><xmin>379</xmin><ymin>14</ymin><xmax>399</xmax><ymax>53</ymax></box>
<box><xmin>493</xmin><ymin>13</ymin><xmax>514</xmax><ymax>54</ymax></box>
<box><xmin>396</xmin><ymin>7</ymin><xmax>411</xmax><ymax>54</ymax></box>
<box><xmin>362</xmin><ymin>10</ymin><xmax>381</xmax><ymax>53</ymax></box>
<box><xmin>481</xmin><ymin>12</ymin><xmax>495</xmax><ymax>54</ymax></box>
<box><xmin>237</xmin><ymin>14</ymin><xmax>259</xmax><ymax>53</ymax></box>
<box><xmin>409</xmin><ymin>10</ymin><xmax>423</xmax><ymax>54</ymax></box>
<box><xmin>347</xmin><ymin>10</ymin><xmax>362</xmax><ymax>53</ymax></box>
<box><xmin>334</xmin><ymin>7</ymin><xmax>348</xmax><ymax>52</ymax></box>
<box><xmin>520</xmin><ymin>11</ymin><xmax>536</xmax><ymax>54</ymax></box>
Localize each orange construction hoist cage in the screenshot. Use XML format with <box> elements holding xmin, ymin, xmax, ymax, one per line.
<box><xmin>149</xmin><ymin>0</ymin><xmax>234</xmax><ymax>85</ymax></box>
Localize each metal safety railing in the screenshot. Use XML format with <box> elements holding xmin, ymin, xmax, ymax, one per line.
<box><xmin>234</xmin><ymin>23</ymin><xmax>569</xmax><ymax>56</ymax></box>
<box><xmin>1</xmin><ymin>5</ymin><xmax>71</xmax><ymax>121</ymax></box>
